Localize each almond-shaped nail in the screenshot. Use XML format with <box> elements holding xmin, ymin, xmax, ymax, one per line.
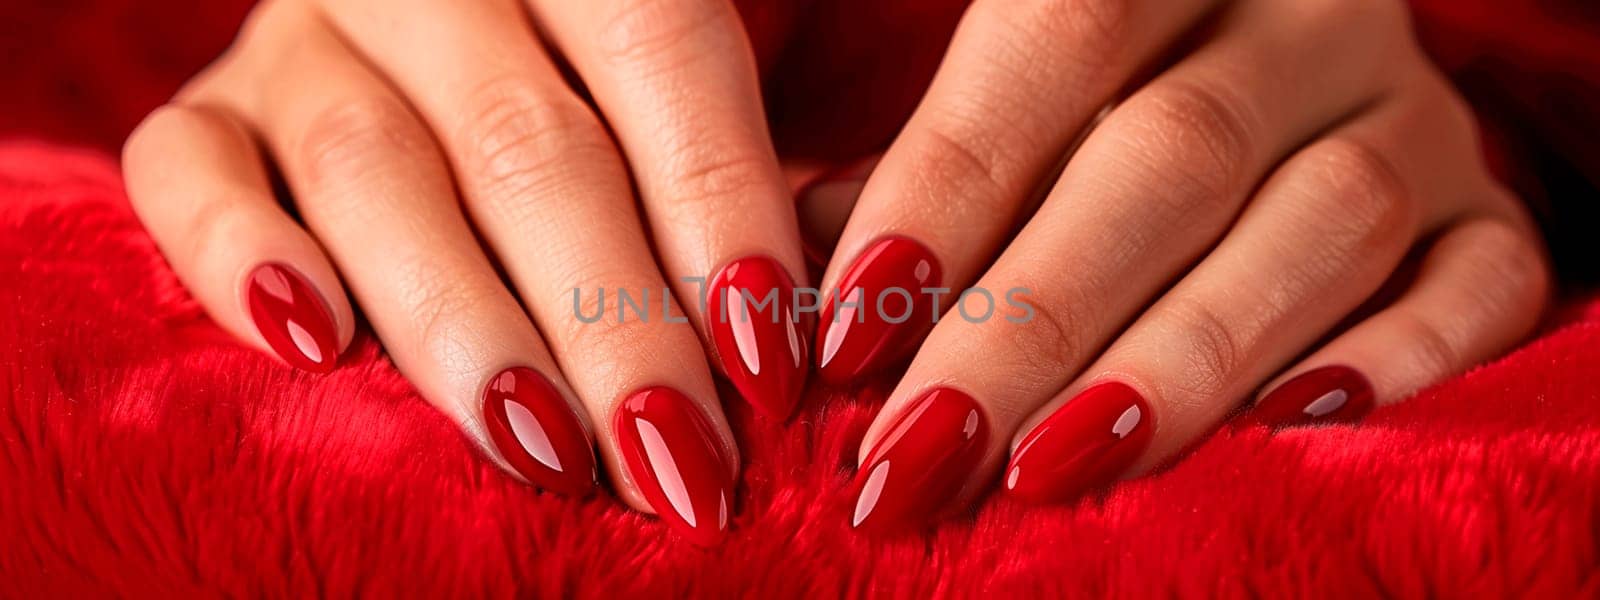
<box><xmin>848</xmin><ymin>387</ymin><xmax>988</xmax><ymax>534</ymax></box>
<box><xmin>614</xmin><ymin>387</ymin><xmax>736</xmax><ymax>547</ymax></box>
<box><xmin>246</xmin><ymin>263</ymin><xmax>339</xmax><ymax>373</ymax></box>
<box><xmin>482</xmin><ymin>367</ymin><xmax>596</xmax><ymax>496</ymax></box>
<box><xmin>1004</xmin><ymin>381</ymin><xmax>1152</xmax><ymax>504</ymax></box>
<box><xmin>815</xmin><ymin>236</ymin><xmax>942</xmax><ymax>384</ymax></box>
<box><xmin>1252</xmin><ymin>365</ymin><xmax>1374</xmax><ymax>426</ymax></box>
<box><xmin>707</xmin><ymin>256</ymin><xmax>808</xmax><ymax>420</ymax></box>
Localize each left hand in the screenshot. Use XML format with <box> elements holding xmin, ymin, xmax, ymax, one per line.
<box><xmin>810</xmin><ymin>0</ymin><xmax>1552</xmax><ymax>532</ymax></box>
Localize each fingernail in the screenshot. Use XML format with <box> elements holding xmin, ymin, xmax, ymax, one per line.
<box><xmin>614</xmin><ymin>387</ymin><xmax>736</xmax><ymax>547</ymax></box>
<box><xmin>246</xmin><ymin>263</ymin><xmax>339</xmax><ymax>373</ymax></box>
<box><xmin>707</xmin><ymin>256</ymin><xmax>808</xmax><ymax>420</ymax></box>
<box><xmin>815</xmin><ymin>236</ymin><xmax>942</xmax><ymax>384</ymax></box>
<box><xmin>482</xmin><ymin>367</ymin><xmax>597</xmax><ymax>496</ymax></box>
<box><xmin>1252</xmin><ymin>365</ymin><xmax>1374</xmax><ymax>426</ymax></box>
<box><xmin>796</xmin><ymin>158</ymin><xmax>877</xmax><ymax>265</ymax></box>
<box><xmin>1004</xmin><ymin>381</ymin><xmax>1152</xmax><ymax>504</ymax></box>
<box><xmin>848</xmin><ymin>387</ymin><xmax>988</xmax><ymax>534</ymax></box>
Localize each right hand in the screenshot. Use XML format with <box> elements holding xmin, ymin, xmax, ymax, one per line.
<box><xmin>122</xmin><ymin>0</ymin><xmax>811</xmax><ymax>547</ymax></box>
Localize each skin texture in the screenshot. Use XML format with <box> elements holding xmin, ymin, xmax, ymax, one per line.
<box><xmin>121</xmin><ymin>0</ymin><xmax>1551</xmax><ymax>537</ymax></box>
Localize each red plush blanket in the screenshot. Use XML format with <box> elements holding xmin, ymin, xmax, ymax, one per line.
<box><xmin>3</xmin><ymin>0</ymin><xmax>1598</xmax><ymax>596</ymax></box>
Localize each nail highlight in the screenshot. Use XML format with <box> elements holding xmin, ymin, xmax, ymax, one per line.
<box><xmin>246</xmin><ymin>263</ymin><xmax>339</xmax><ymax>373</ymax></box>
<box><xmin>1004</xmin><ymin>381</ymin><xmax>1153</xmax><ymax>505</ymax></box>
<box><xmin>848</xmin><ymin>388</ymin><xmax>988</xmax><ymax>534</ymax></box>
<box><xmin>707</xmin><ymin>256</ymin><xmax>808</xmax><ymax>420</ymax></box>
<box><xmin>1252</xmin><ymin>365</ymin><xmax>1375</xmax><ymax>426</ymax></box>
<box><xmin>482</xmin><ymin>367</ymin><xmax>596</xmax><ymax>496</ymax></box>
<box><xmin>614</xmin><ymin>387</ymin><xmax>736</xmax><ymax>547</ymax></box>
<box><xmin>815</xmin><ymin>236</ymin><xmax>942</xmax><ymax>384</ymax></box>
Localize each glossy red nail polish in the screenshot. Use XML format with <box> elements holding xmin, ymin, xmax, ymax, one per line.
<box><xmin>1004</xmin><ymin>382</ymin><xmax>1152</xmax><ymax>505</ymax></box>
<box><xmin>482</xmin><ymin>367</ymin><xmax>597</xmax><ymax>496</ymax></box>
<box><xmin>615</xmin><ymin>387</ymin><xmax>737</xmax><ymax>547</ymax></box>
<box><xmin>246</xmin><ymin>263</ymin><xmax>339</xmax><ymax>373</ymax></box>
<box><xmin>848</xmin><ymin>388</ymin><xmax>988</xmax><ymax>534</ymax></box>
<box><xmin>707</xmin><ymin>256</ymin><xmax>808</xmax><ymax>420</ymax></box>
<box><xmin>815</xmin><ymin>237</ymin><xmax>942</xmax><ymax>384</ymax></box>
<box><xmin>1252</xmin><ymin>365</ymin><xmax>1374</xmax><ymax>426</ymax></box>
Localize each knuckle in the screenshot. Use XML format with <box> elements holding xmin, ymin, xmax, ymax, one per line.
<box><xmin>1312</xmin><ymin>139</ymin><xmax>1414</xmax><ymax>236</ymax></box>
<box><xmin>124</xmin><ymin>104</ymin><xmax>205</xmax><ymax>167</ymax></box>
<box><xmin>978</xmin><ymin>0</ymin><xmax>1126</xmax><ymax>92</ymax></box>
<box><xmin>1300</xmin><ymin>137</ymin><xmax>1416</xmax><ymax>245</ymax></box>
<box><xmin>1037</xmin><ymin>0</ymin><xmax>1132</xmax><ymax>64</ymax></box>
<box><xmin>1397</xmin><ymin>315</ymin><xmax>1460</xmax><ymax>378</ymax></box>
<box><xmin>1008</xmin><ymin>284</ymin><xmax>1092</xmax><ymax>380</ymax></box>
<box><xmin>900</xmin><ymin>123</ymin><xmax>1014</xmax><ymax>218</ymax></box>
<box><xmin>394</xmin><ymin>263</ymin><xmax>510</xmax><ymax>371</ymax></box>
<box><xmin>1451</xmin><ymin>219</ymin><xmax>1553</xmax><ymax>317</ymax></box>
<box><xmin>654</xmin><ymin>148</ymin><xmax>774</xmax><ymax>224</ymax></box>
<box><xmin>555</xmin><ymin>282</ymin><xmax>662</xmax><ymax>358</ymax></box>
<box><xmin>595</xmin><ymin>0</ymin><xmax>722</xmax><ymax>67</ymax></box>
<box><xmin>456</xmin><ymin>76</ymin><xmax>616</xmax><ymax>207</ymax></box>
<box><xmin>297</xmin><ymin>96</ymin><xmax>433</xmax><ymax>187</ymax></box>
<box><xmin>1118</xmin><ymin>79</ymin><xmax>1257</xmax><ymax>221</ymax></box>
<box><xmin>1167</xmin><ymin>296</ymin><xmax>1252</xmax><ymax>398</ymax></box>
<box><xmin>1310</xmin><ymin>137</ymin><xmax>1405</xmax><ymax>195</ymax></box>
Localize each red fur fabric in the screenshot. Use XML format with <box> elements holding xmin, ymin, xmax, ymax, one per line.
<box><xmin>3</xmin><ymin>0</ymin><xmax>1599</xmax><ymax>596</ymax></box>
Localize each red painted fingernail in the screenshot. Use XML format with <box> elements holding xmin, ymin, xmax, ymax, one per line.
<box><xmin>615</xmin><ymin>387</ymin><xmax>737</xmax><ymax>547</ymax></box>
<box><xmin>815</xmin><ymin>236</ymin><xmax>942</xmax><ymax>384</ymax></box>
<box><xmin>1252</xmin><ymin>365</ymin><xmax>1375</xmax><ymax>426</ymax></box>
<box><xmin>848</xmin><ymin>387</ymin><xmax>988</xmax><ymax>534</ymax></box>
<box><xmin>707</xmin><ymin>256</ymin><xmax>808</xmax><ymax>420</ymax></box>
<box><xmin>482</xmin><ymin>367</ymin><xmax>597</xmax><ymax>496</ymax></box>
<box><xmin>1004</xmin><ymin>381</ymin><xmax>1152</xmax><ymax>504</ymax></box>
<box><xmin>246</xmin><ymin>263</ymin><xmax>339</xmax><ymax>373</ymax></box>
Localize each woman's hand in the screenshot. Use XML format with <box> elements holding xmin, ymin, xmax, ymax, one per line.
<box><xmin>815</xmin><ymin>0</ymin><xmax>1551</xmax><ymax>531</ymax></box>
<box><xmin>122</xmin><ymin>0</ymin><xmax>813</xmax><ymax>546</ymax></box>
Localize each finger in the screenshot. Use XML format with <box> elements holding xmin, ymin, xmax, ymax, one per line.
<box><xmin>308</xmin><ymin>0</ymin><xmax>739</xmax><ymax>542</ymax></box>
<box><xmin>123</xmin><ymin>103</ymin><xmax>353</xmax><ymax>373</ymax></box>
<box><xmin>203</xmin><ymin>5</ymin><xmax>599</xmax><ymax>496</ymax></box>
<box><xmin>845</xmin><ymin>0</ymin><xmax>1417</xmax><ymax>529</ymax></box>
<box><xmin>813</xmin><ymin>0</ymin><xmax>1226</xmax><ymax>384</ymax></box>
<box><xmin>1003</xmin><ymin>78</ymin><xmax>1487</xmax><ymax>505</ymax></box>
<box><xmin>793</xmin><ymin>155</ymin><xmax>881</xmax><ymax>267</ymax></box>
<box><xmin>1250</xmin><ymin>216</ymin><xmax>1549</xmax><ymax>426</ymax></box>
<box><xmin>519</xmin><ymin>0</ymin><xmax>809</xmax><ymax>417</ymax></box>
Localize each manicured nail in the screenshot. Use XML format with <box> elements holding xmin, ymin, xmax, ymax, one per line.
<box><xmin>1004</xmin><ymin>381</ymin><xmax>1152</xmax><ymax>505</ymax></box>
<box><xmin>614</xmin><ymin>387</ymin><xmax>736</xmax><ymax>547</ymax></box>
<box><xmin>246</xmin><ymin>263</ymin><xmax>339</xmax><ymax>373</ymax></box>
<box><xmin>482</xmin><ymin>367</ymin><xmax>597</xmax><ymax>496</ymax></box>
<box><xmin>707</xmin><ymin>256</ymin><xmax>808</xmax><ymax>420</ymax></box>
<box><xmin>796</xmin><ymin>158</ymin><xmax>877</xmax><ymax>265</ymax></box>
<box><xmin>815</xmin><ymin>236</ymin><xmax>942</xmax><ymax>384</ymax></box>
<box><xmin>1252</xmin><ymin>365</ymin><xmax>1374</xmax><ymax>426</ymax></box>
<box><xmin>848</xmin><ymin>388</ymin><xmax>988</xmax><ymax>534</ymax></box>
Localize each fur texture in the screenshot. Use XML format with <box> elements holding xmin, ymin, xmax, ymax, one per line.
<box><xmin>3</xmin><ymin>0</ymin><xmax>1599</xmax><ymax>596</ymax></box>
